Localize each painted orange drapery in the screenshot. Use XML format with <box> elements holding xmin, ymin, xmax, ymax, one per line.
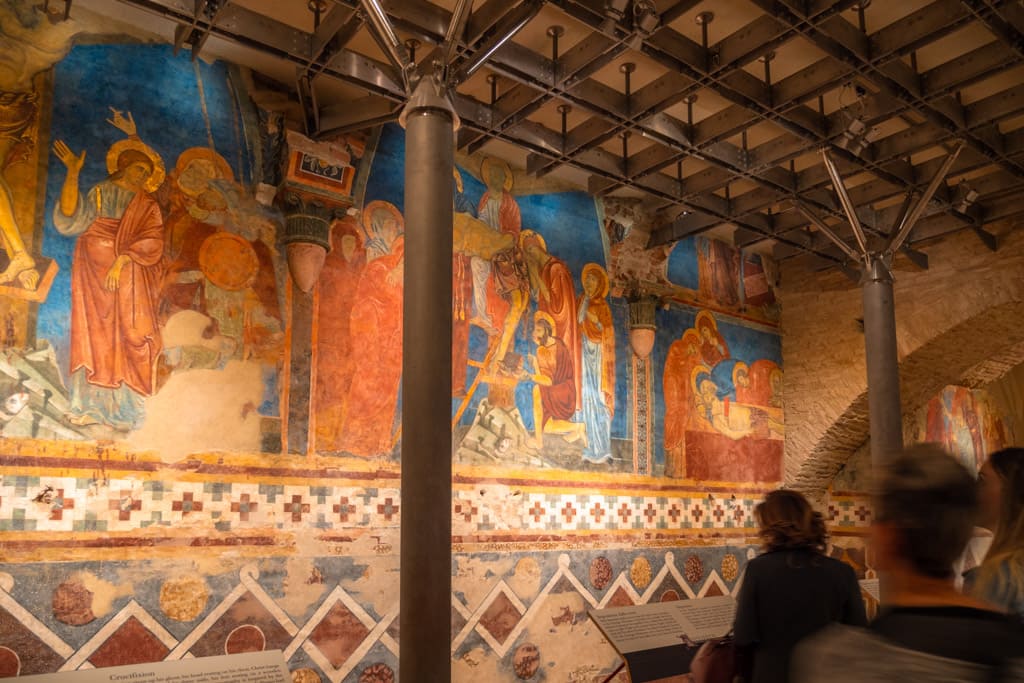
<box><xmin>337</xmin><ymin>236</ymin><xmax>405</xmax><ymax>457</ymax></box>
<box><xmin>538</xmin><ymin>257</ymin><xmax>581</xmax><ymax>412</ymax></box>
<box><xmin>69</xmin><ymin>192</ymin><xmax>164</xmax><ymax>396</ymax></box>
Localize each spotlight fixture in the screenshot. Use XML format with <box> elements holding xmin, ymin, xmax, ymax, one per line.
<box><xmin>633</xmin><ymin>0</ymin><xmax>660</xmax><ymax>35</ymax></box>
<box><xmin>600</xmin><ymin>0</ymin><xmax>629</xmax><ymax>33</ymax></box>
<box><xmin>626</xmin><ymin>0</ymin><xmax>659</xmax><ymax>48</ymax></box>
<box><xmin>953</xmin><ymin>183</ymin><xmax>979</xmax><ymax>214</ymax></box>
<box><xmin>835</xmin><ymin>117</ymin><xmax>879</xmax><ymax>156</ymax></box>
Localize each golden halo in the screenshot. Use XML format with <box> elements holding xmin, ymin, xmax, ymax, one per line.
<box><xmin>732</xmin><ymin>361</ymin><xmax>749</xmax><ymax>384</ymax></box>
<box><xmin>519</xmin><ymin>229</ymin><xmax>547</xmax><ymax>253</ymax></box>
<box><xmin>173</xmin><ymin>147</ymin><xmax>235</xmax><ymax>196</ymax></box>
<box><xmin>534</xmin><ymin>310</ymin><xmax>556</xmax><ymax>331</ymax></box>
<box><xmin>690</xmin><ymin>363</ymin><xmax>713</xmax><ymax>394</ymax></box>
<box><xmin>581</xmin><ymin>263</ymin><xmax>609</xmax><ymax>298</ymax></box>
<box><xmin>481</xmin><ymin>156</ymin><xmax>514</xmax><ymax>192</ymax></box>
<box><xmin>106</xmin><ymin>138</ymin><xmax>165</xmax><ymax>193</ymax></box>
<box><xmin>695</xmin><ymin>309</ymin><xmax>718</xmax><ymax>333</ymax></box>
<box><xmin>198</xmin><ymin>232</ymin><xmax>259</xmax><ymax>291</ymax></box>
<box><xmin>362</xmin><ymin>200</ymin><xmax>404</xmax><ymax>235</ymax></box>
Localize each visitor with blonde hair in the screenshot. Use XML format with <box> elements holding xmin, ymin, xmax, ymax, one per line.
<box><xmin>794</xmin><ymin>445</ymin><xmax>1024</xmax><ymax>682</ymax></box>
<box><xmin>972</xmin><ymin>447</ymin><xmax>1024</xmax><ymax>619</ymax></box>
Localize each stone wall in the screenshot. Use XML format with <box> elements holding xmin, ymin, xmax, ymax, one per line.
<box><xmin>780</xmin><ymin>221</ymin><xmax>1024</xmax><ymax>494</ymax></box>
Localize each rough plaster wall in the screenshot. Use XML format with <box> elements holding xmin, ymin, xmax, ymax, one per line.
<box><xmin>780</xmin><ymin>221</ymin><xmax>1024</xmax><ymax>495</ymax></box>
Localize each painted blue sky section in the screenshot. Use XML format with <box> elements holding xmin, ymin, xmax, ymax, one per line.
<box><xmin>666</xmin><ymin>237</ymin><xmax>700</xmax><ymax>290</ymax></box>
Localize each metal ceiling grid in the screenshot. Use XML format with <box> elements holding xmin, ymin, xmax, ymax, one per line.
<box><xmin>103</xmin><ymin>0</ymin><xmax>1024</xmax><ymax>272</ymax></box>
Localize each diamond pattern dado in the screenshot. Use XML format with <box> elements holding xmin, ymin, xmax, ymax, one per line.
<box><xmin>0</xmin><ymin>547</ymin><xmax>779</xmax><ymax>681</ymax></box>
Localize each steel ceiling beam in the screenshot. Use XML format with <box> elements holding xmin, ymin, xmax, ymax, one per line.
<box><xmin>117</xmin><ymin>0</ymin><xmax>409</xmax><ymax>97</ymax></box>
<box><xmin>112</xmin><ymin>0</ymin><xmax>1024</xmax><ymax>270</ymax></box>
<box><xmin>304</xmin><ymin>7</ymin><xmax>365</xmax><ymax>82</ymax></box>
<box><xmin>174</xmin><ymin>0</ymin><xmax>232</xmax><ymax>60</ymax></box>
<box><xmin>752</xmin><ymin>0</ymin><xmax>1024</xmax><ymax>179</ymax></box>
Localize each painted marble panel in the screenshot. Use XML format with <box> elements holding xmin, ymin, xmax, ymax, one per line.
<box><xmin>0</xmin><ymin>547</ymin><xmax>755</xmax><ymax>681</ymax></box>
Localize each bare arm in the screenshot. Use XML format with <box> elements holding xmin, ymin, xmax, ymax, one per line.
<box><xmin>52</xmin><ymin>139</ymin><xmax>85</xmax><ymax>217</ymax></box>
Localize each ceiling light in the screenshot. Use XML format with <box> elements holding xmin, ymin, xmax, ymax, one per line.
<box><xmin>953</xmin><ymin>183</ymin><xmax>979</xmax><ymax>214</ymax></box>
<box><xmin>600</xmin><ymin>0</ymin><xmax>629</xmax><ymax>32</ymax></box>
<box><xmin>633</xmin><ymin>0</ymin><xmax>660</xmax><ymax>35</ymax></box>
<box><xmin>835</xmin><ymin>117</ymin><xmax>878</xmax><ymax>156</ymax></box>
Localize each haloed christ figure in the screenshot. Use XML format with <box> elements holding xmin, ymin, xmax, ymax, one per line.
<box><xmin>51</xmin><ymin>129</ymin><xmax>165</xmax><ymax>431</ymax></box>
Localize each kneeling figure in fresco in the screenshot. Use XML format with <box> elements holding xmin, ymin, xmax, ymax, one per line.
<box><xmin>522</xmin><ymin>311</ymin><xmax>587</xmax><ymax>450</ymax></box>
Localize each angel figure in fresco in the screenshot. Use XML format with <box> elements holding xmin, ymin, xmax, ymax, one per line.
<box><xmin>51</xmin><ymin>110</ymin><xmax>165</xmax><ymax>429</ymax></box>
<box><xmin>577</xmin><ymin>263</ymin><xmax>615</xmax><ymax>464</ymax></box>
<box><xmin>336</xmin><ymin>200</ymin><xmax>404</xmax><ymax>457</ymax></box>
<box><xmin>0</xmin><ymin>1</ymin><xmax>81</xmax><ymax>292</ymax></box>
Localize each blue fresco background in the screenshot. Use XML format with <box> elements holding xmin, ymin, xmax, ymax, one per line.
<box><xmin>39</xmin><ymin>44</ymin><xmax>252</xmax><ymax>375</ymax></box>
<box><xmin>650</xmin><ymin>305</ymin><xmax>782</xmax><ymax>468</ymax></box>
<box><xmin>363</xmin><ymin>125</ymin><xmax>627</xmax><ymax>438</ymax></box>
<box><xmin>666</xmin><ymin>237</ymin><xmax>700</xmax><ymax>290</ymax></box>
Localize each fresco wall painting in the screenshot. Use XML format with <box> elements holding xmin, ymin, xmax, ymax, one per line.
<box><xmin>916</xmin><ymin>385</ymin><xmax>1010</xmax><ymax>476</ymax></box>
<box><xmin>0</xmin><ymin>10</ymin><xmax>799</xmax><ymax>680</ymax></box>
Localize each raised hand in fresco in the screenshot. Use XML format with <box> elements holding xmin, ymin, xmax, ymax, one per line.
<box><xmin>52</xmin><ymin>139</ymin><xmax>85</xmax><ymax>216</ymax></box>
<box><xmin>106</xmin><ymin>107</ymin><xmax>138</xmax><ymax>137</ymax></box>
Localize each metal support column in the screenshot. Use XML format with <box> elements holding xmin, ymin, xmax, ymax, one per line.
<box><xmin>399</xmin><ymin>76</ymin><xmax>457</xmax><ymax>683</ymax></box>
<box><xmin>798</xmin><ymin>142</ymin><xmax>962</xmax><ymax>467</ymax></box>
<box><xmin>861</xmin><ymin>255</ymin><xmax>903</xmax><ymax>465</ymax></box>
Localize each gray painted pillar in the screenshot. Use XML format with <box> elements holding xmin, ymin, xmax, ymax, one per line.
<box><xmin>286</xmin><ymin>289</ymin><xmax>314</xmax><ymax>454</ymax></box>
<box><xmin>400</xmin><ymin>77</ymin><xmax>456</xmax><ymax>682</ymax></box>
<box><xmin>861</xmin><ymin>255</ymin><xmax>903</xmax><ymax>466</ymax></box>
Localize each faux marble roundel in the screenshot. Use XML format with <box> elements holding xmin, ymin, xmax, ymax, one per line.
<box><xmin>52</xmin><ymin>577</ymin><xmax>95</xmax><ymax>626</ymax></box>
<box><xmin>359</xmin><ymin>663</ymin><xmax>395</xmax><ymax>683</ymax></box>
<box><xmin>630</xmin><ymin>556</ymin><xmax>652</xmax><ymax>589</ymax></box>
<box><xmin>589</xmin><ymin>556</ymin><xmax>613</xmax><ymax>590</ymax></box>
<box><xmin>159</xmin><ymin>574</ymin><xmax>209</xmax><ymax>621</ymax></box>
<box><xmin>684</xmin><ymin>555</ymin><xmax>704</xmax><ymax>584</ymax></box>
<box><xmin>291</xmin><ymin>668</ymin><xmax>322</xmax><ymax>683</ymax></box>
<box><xmin>0</xmin><ymin>647</ymin><xmax>20</xmax><ymax>677</ymax></box>
<box><xmin>513</xmin><ymin>642</ymin><xmax>541</xmax><ymax>679</ymax></box>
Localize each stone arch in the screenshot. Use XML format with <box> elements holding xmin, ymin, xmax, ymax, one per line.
<box><xmin>789</xmin><ymin>300</ymin><xmax>1024</xmax><ymax>494</ymax></box>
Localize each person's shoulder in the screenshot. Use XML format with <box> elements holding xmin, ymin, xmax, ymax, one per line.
<box><xmin>819</xmin><ymin>553</ymin><xmax>858</xmax><ymax>575</ymax></box>
<box><xmin>791</xmin><ymin>624</ymin><xmax>878</xmax><ymax>682</ymax></box>
<box><xmin>743</xmin><ymin>552</ymin><xmax>772</xmax><ymax>571</ymax></box>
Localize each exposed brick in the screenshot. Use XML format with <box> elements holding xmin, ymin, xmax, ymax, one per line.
<box><xmin>779</xmin><ymin>221</ymin><xmax>1024</xmax><ymax>495</ymax></box>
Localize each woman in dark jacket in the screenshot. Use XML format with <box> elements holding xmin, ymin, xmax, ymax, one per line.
<box><xmin>733</xmin><ymin>489</ymin><xmax>867</xmax><ymax>683</ymax></box>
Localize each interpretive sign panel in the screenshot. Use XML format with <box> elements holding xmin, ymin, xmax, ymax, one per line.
<box><xmin>17</xmin><ymin>650</ymin><xmax>291</xmax><ymax>683</ymax></box>
<box><xmin>589</xmin><ymin>596</ymin><xmax>735</xmax><ymax>682</ymax></box>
